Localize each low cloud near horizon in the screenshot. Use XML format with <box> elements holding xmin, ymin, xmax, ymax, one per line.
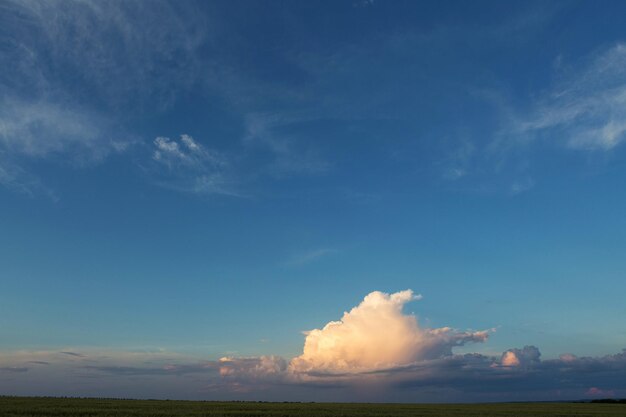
<box><xmin>1</xmin><ymin>290</ymin><xmax>625</xmax><ymax>402</ymax></box>
<box><xmin>288</xmin><ymin>290</ymin><xmax>488</xmax><ymax>375</ymax></box>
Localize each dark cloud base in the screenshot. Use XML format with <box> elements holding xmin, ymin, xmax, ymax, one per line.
<box><xmin>2</xmin><ymin>347</ymin><xmax>626</xmax><ymax>402</ymax></box>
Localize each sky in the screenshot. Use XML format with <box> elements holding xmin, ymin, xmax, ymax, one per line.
<box><xmin>1</xmin><ymin>0</ymin><xmax>626</xmax><ymax>402</ymax></box>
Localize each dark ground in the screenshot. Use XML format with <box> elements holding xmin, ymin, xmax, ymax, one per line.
<box><xmin>1</xmin><ymin>396</ymin><xmax>625</xmax><ymax>417</ymax></box>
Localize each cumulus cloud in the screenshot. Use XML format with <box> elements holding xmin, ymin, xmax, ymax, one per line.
<box><xmin>210</xmin><ymin>291</ymin><xmax>626</xmax><ymax>401</ymax></box>
<box><xmin>200</xmin><ymin>314</ymin><xmax>626</xmax><ymax>401</ymax></box>
<box><xmin>289</xmin><ymin>290</ymin><xmax>489</xmax><ymax>375</ymax></box>
<box><xmin>219</xmin><ymin>356</ymin><xmax>287</xmax><ymax>382</ymax></box>
<box><xmin>559</xmin><ymin>353</ymin><xmax>578</xmax><ymax>362</ymax></box>
<box><xmin>499</xmin><ymin>346</ymin><xmax>541</xmax><ymax>368</ymax></box>
<box><xmin>500</xmin><ymin>351</ymin><xmax>521</xmax><ymax>367</ymax></box>
<box><xmin>1</xmin><ymin>299</ymin><xmax>626</xmax><ymax>401</ymax></box>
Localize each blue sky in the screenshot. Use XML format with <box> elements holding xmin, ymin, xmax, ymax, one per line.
<box><xmin>1</xmin><ymin>0</ymin><xmax>626</xmax><ymax>402</ymax></box>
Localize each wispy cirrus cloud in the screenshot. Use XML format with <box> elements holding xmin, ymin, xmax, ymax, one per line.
<box><xmin>0</xmin><ymin>98</ymin><xmax>121</xmax><ymax>160</ymax></box>
<box><xmin>0</xmin><ymin>0</ymin><xmax>206</xmax><ymax>196</ymax></box>
<box><xmin>153</xmin><ymin>135</ymin><xmax>225</xmax><ymax>171</ymax></box>
<box><xmin>0</xmin><ymin>0</ymin><xmax>335</xmax><ymax>198</ymax></box>
<box><xmin>453</xmin><ymin>43</ymin><xmax>626</xmax><ymax>194</ymax></box>
<box><xmin>283</xmin><ymin>248</ymin><xmax>338</xmax><ymax>267</ymax></box>
<box><xmin>244</xmin><ymin>113</ymin><xmax>332</xmax><ymax>177</ymax></box>
<box><xmin>1</xmin><ymin>0</ymin><xmax>208</xmax><ymax>112</ymax></box>
<box><xmin>0</xmin><ymin>156</ymin><xmax>52</xmax><ymax>198</ymax></box>
<box><xmin>150</xmin><ymin>134</ymin><xmax>240</xmax><ymax>196</ymax></box>
<box><xmin>0</xmin><ymin>97</ymin><xmax>133</xmax><ymax>196</ymax></box>
<box><xmin>0</xmin><ymin>0</ymin><xmax>573</xmax><ymax>200</ymax></box>
<box><xmin>508</xmin><ymin>43</ymin><xmax>626</xmax><ymax>151</ymax></box>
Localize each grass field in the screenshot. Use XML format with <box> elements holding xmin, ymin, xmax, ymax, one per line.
<box><xmin>1</xmin><ymin>397</ymin><xmax>624</xmax><ymax>417</ymax></box>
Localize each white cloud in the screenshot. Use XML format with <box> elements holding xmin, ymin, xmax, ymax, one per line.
<box><xmin>153</xmin><ymin>134</ymin><xmax>226</xmax><ymax>170</ymax></box>
<box><xmin>0</xmin><ymin>97</ymin><xmax>132</xmax><ymax>195</ymax></box>
<box><xmin>0</xmin><ymin>0</ymin><xmax>207</xmax><ymax>195</ymax></box>
<box><xmin>1</xmin><ymin>0</ymin><xmax>208</xmax><ymax>112</ymax></box>
<box><xmin>151</xmin><ymin>134</ymin><xmax>238</xmax><ymax>196</ymax></box>
<box><xmin>514</xmin><ymin>43</ymin><xmax>626</xmax><ymax>151</ymax></box>
<box><xmin>0</xmin><ymin>98</ymin><xmax>121</xmax><ymax>161</ymax></box>
<box><xmin>289</xmin><ymin>290</ymin><xmax>489</xmax><ymax>375</ymax></box>
<box><xmin>2</xmin><ymin>300</ymin><xmax>626</xmax><ymax>401</ymax></box>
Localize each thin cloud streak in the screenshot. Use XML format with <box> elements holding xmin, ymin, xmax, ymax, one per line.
<box><xmin>59</xmin><ymin>351</ymin><xmax>86</xmax><ymax>358</ymax></box>
<box><xmin>506</xmin><ymin>43</ymin><xmax>626</xmax><ymax>151</ymax></box>
<box><xmin>243</xmin><ymin>113</ymin><xmax>332</xmax><ymax>178</ymax></box>
<box><xmin>283</xmin><ymin>248</ymin><xmax>338</xmax><ymax>267</ymax></box>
